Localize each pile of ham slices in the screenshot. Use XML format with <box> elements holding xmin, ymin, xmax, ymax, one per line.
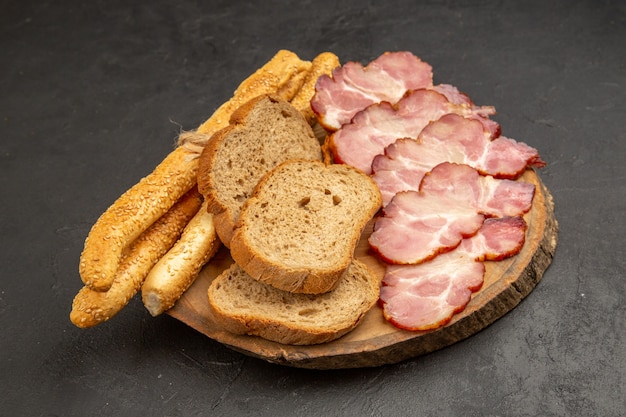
<box><xmin>311</xmin><ymin>51</ymin><xmax>545</xmax><ymax>331</ymax></box>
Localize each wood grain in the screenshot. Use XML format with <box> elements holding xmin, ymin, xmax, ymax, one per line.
<box><xmin>167</xmin><ymin>169</ymin><xmax>558</xmax><ymax>369</ymax></box>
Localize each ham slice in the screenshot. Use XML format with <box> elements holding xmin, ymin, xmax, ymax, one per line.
<box><xmin>379</xmin><ymin>216</ymin><xmax>527</xmax><ymax>331</ymax></box>
<box><xmin>311</xmin><ymin>51</ymin><xmax>433</xmax><ymax>131</ymax></box>
<box><xmin>328</xmin><ymin>89</ymin><xmax>498</xmax><ymax>175</ymax></box>
<box><xmin>368</xmin><ymin>162</ymin><xmax>535</xmax><ymax>264</ymax></box>
<box><xmin>372</xmin><ymin>113</ymin><xmax>546</xmax><ymax>205</ymax></box>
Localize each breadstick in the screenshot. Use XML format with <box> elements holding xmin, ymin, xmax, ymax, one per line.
<box><xmin>70</xmin><ymin>189</ymin><xmax>203</xmax><ymax>328</ymax></box>
<box><xmin>79</xmin><ymin>147</ymin><xmax>199</xmax><ymax>291</ymax></box>
<box><xmin>290</xmin><ymin>52</ymin><xmax>340</xmax><ymax>125</ymax></box>
<box><xmin>195</xmin><ymin>49</ymin><xmax>312</xmax><ymax>136</ymax></box>
<box><xmin>141</xmin><ymin>201</ymin><xmax>220</xmax><ymax>316</ymax></box>
<box><xmin>291</xmin><ymin>52</ymin><xmax>341</xmax><ymax>161</ymax></box>
<box><xmin>79</xmin><ymin>49</ymin><xmax>312</xmax><ymax>292</ymax></box>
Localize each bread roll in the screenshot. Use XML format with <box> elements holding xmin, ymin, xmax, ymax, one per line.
<box><xmin>141</xmin><ymin>201</ymin><xmax>220</xmax><ymax>316</ymax></box>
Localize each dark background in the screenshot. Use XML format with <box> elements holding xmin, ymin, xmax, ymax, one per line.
<box><xmin>1</xmin><ymin>0</ymin><xmax>624</xmax><ymax>416</ymax></box>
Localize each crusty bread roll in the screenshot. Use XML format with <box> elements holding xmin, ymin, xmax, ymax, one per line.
<box><xmin>207</xmin><ymin>259</ymin><xmax>379</xmax><ymax>345</ymax></box>
<box><xmin>197</xmin><ymin>94</ymin><xmax>323</xmax><ymax>247</ymax></box>
<box><xmin>229</xmin><ymin>159</ymin><xmax>382</xmax><ymax>294</ymax></box>
<box><xmin>141</xmin><ymin>201</ymin><xmax>220</xmax><ymax>317</ymax></box>
<box><xmin>70</xmin><ymin>188</ymin><xmax>203</xmax><ymax>328</ymax></box>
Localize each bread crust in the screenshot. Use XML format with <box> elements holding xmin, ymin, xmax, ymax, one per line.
<box><xmin>232</xmin><ymin>244</ymin><xmax>347</xmax><ymax>294</ymax></box>
<box><xmin>230</xmin><ymin>160</ymin><xmax>382</xmax><ymax>294</ymax></box>
<box><xmin>196</xmin><ymin>123</ymin><xmax>240</xmax><ymax>244</ymax></box>
<box><xmin>70</xmin><ymin>188</ymin><xmax>203</xmax><ymax>328</ymax></box>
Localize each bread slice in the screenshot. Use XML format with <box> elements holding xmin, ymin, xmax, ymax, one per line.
<box><xmin>197</xmin><ymin>94</ymin><xmax>323</xmax><ymax>247</ymax></box>
<box><xmin>230</xmin><ymin>159</ymin><xmax>382</xmax><ymax>294</ymax></box>
<box><xmin>207</xmin><ymin>260</ymin><xmax>379</xmax><ymax>345</ymax></box>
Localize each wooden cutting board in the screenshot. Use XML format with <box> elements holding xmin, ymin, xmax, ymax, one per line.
<box><xmin>167</xmin><ymin>169</ymin><xmax>558</xmax><ymax>369</ymax></box>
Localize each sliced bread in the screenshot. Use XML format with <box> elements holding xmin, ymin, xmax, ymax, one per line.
<box><xmin>207</xmin><ymin>260</ymin><xmax>379</xmax><ymax>345</ymax></box>
<box><xmin>229</xmin><ymin>159</ymin><xmax>382</xmax><ymax>294</ymax></box>
<box><xmin>197</xmin><ymin>94</ymin><xmax>323</xmax><ymax>247</ymax></box>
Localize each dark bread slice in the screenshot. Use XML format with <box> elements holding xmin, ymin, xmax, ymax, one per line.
<box><xmin>197</xmin><ymin>94</ymin><xmax>323</xmax><ymax>247</ymax></box>
<box><xmin>230</xmin><ymin>159</ymin><xmax>382</xmax><ymax>294</ymax></box>
<box><xmin>207</xmin><ymin>260</ymin><xmax>379</xmax><ymax>345</ymax></box>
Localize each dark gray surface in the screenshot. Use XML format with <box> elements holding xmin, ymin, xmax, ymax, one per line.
<box><xmin>1</xmin><ymin>0</ymin><xmax>624</xmax><ymax>416</ymax></box>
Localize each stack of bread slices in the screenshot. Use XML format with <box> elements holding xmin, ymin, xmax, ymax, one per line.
<box><xmin>197</xmin><ymin>94</ymin><xmax>382</xmax><ymax>345</ymax></box>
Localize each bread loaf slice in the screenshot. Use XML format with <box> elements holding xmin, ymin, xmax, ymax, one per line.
<box><xmin>230</xmin><ymin>159</ymin><xmax>382</xmax><ymax>294</ymax></box>
<box><xmin>207</xmin><ymin>260</ymin><xmax>379</xmax><ymax>345</ymax></box>
<box><xmin>197</xmin><ymin>94</ymin><xmax>323</xmax><ymax>247</ymax></box>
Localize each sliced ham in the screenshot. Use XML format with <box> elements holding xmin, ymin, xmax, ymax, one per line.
<box><xmin>309</xmin><ymin>51</ymin><xmax>546</xmax><ymax>333</ymax></box>
<box><xmin>328</xmin><ymin>88</ymin><xmax>499</xmax><ymax>175</ymax></box>
<box><xmin>379</xmin><ymin>216</ymin><xmax>527</xmax><ymax>331</ymax></box>
<box><xmin>311</xmin><ymin>51</ymin><xmax>433</xmax><ymax>131</ymax></box>
<box><xmin>372</xmin><ymin>113</ymin><xmax>546</xmax><ymax>205</ymax></box>
<box><xmin>368</xmin><ymin>162</ymin><xmax>535</xmax><ymax>264</ymax></box>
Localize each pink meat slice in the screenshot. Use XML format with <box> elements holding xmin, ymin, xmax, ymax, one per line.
<box><xmin>420</xmin><ymin>162</ymin><xmax>536</xmax><ymax>218</ymax></box>
<box><xmin>368</xmin><ymin>162</ymin><xmax>535</xmax><ymax>264</ymax></box>
<box><xmin>379</xmin><ymin>216</ymin><xmax>527</xmax><ymax>331</ymax></box>
<box><xmin>372</xmin><ymin>113</ymin><xmax>545</xmax><ymax>205</ymax></box>
<box><xmin>311</xmin><ymin>51</ymin><xmax>434</xmax><ymax>131</ymax></box>
<box><xmin>329</xmin><ymin>89</ymin><xmax>498</xmax><ymax>175</ymax></box>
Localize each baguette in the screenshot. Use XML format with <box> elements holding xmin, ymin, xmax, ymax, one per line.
<box><xmin>207</xmin><ymin>259</ymin><xmax>379</xmax><ymax>345</ymax></box>
<box><xmin>79</xmin><ymin>50</ymin><xmax>312</xmax><ymax>292</ymax></box>
<box><xmin>230</xmin><ymin>159</ymin><xmax>382</xmax><ymax>294</ymax></box>
<box><xmin>70</xmin><ymin>188</ymin><xmax>203</xmax><ymax>328</ymax></box>
<box><xmin>197</xmin><ymin>94</ymin><xmax>323</xmax><ymax>247</ymax></box>
<box><xmin>141</xmin><ymin>201</ymin><xmax>220</xmax><ymax>316</ymax></box>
